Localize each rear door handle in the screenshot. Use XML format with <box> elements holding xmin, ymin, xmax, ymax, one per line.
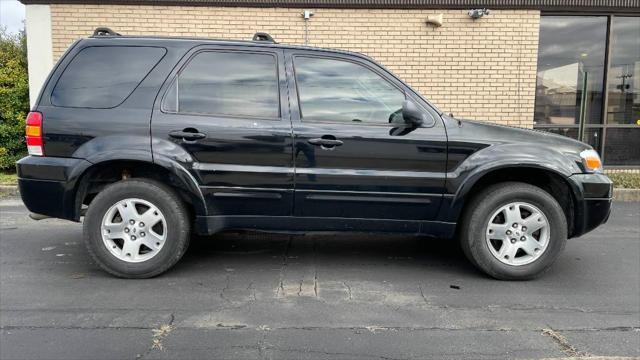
<box><xmin>308</xmin><ymin>138</ymin><xmax>344</xmax><ymax>147</ymax></box>
<box><xmin>169</xmin><ymin>129</ymin><xmax>206</xmax><ymax>141</ymax></box>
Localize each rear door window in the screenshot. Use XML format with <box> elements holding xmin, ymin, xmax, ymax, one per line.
<box><xmin>51</xmin><ymin>46</ymin><xmax>166</xmax><ymax>108</ymax></box>
<box><xmin>162</xmin><ymin>51</ymin><xmax>280</xmax><ymax>118</ymax></box>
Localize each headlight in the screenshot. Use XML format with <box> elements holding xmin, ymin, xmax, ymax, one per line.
<box><xmin>580</xmin><ymin>149</ymin><xmax>603</xmax><ymax>173</ymax></box>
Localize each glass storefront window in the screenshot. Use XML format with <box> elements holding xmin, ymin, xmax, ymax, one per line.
<box><xmin>534</xmin><ymin>16</ymin><xmax>607</xmax><ymax>126</ymax></box>
<box><xmin>535</xmin><ymin>15</ymin><xmax>640</xmax><ymax>167</ymax></box>
<box><xmin>584</xmin><ymin>128</ymin><xmax>603</xmax><ymax>154</ymax></box>
<box><xmin>606</xmin><ymin>17</ymin><xmax>640</xmax><ymax>126</ymax></box>
<box><xmin>604</xmin><ymin>128</ymin><xmax>640</xmax><ymax>165</ymax></box>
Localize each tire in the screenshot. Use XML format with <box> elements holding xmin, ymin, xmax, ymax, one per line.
<box><xmin>459</xmin><ymin>182</ymin><xmax>567</xmax><ymax>280</ymax></box>
<box><xmin>83</xmin><ymin>178</ymin><xmax>191</xmax><ymax>278</ymax></box>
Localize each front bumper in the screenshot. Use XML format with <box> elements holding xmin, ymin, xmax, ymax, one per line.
<box><xmin>568</xmin><ymin>173</ymin><xmax>613</xmax><ymax>238</ymax></box>
<box><xmin>16</xmin><ymin>156</ymin><xmax>92</xmax><ymax>221</ymax></box>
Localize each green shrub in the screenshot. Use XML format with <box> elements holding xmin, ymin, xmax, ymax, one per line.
<box><xmin>0</xmin><ymin>171</ymin><xmax>17</xmax><ymax>185</ymax></box>
<box><xmin>0</xmin><ymin>28</ymin><xmax>29</xmax><ymax>171</ymax></box>
<box><xmin>606</xmin><ymin>172</ymin><xmax>640</xmax><ymax>189</ymax></box>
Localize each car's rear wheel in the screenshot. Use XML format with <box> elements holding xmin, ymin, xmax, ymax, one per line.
<box><xmin>460</xmin><ymin>182</ymin><xmax>567</xmax><ymax>280</ymax></box>
<box><xmin>83</xmin><ymin>179</ymin><xmax>190</xmax><ymax>278</ymax></box>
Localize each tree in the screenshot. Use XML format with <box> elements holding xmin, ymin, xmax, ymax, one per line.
<box><xmin>0</xmin><ymin>27</ymin><xmax>29</xmax><ymax>170</ymax></box>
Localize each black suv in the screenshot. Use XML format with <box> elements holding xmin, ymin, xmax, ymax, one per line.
<box><xmin>17</xmin><ymin>30</ymin><xmax>612</xmax><ymax>280</ymax></box>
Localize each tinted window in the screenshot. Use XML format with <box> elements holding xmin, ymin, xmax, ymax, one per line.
<box><xmin>163</xmin><ymin>51</ymin><xmax>279</xmax><ymax>118</ymax></box>
<box><xmin>52</xmin><ymin>46</ymin><xmax>165</xmax><ymax>108</ymax></box>
<box><xmin>294</xmin><ymin>57</ymin><xmax>405</xmax><ymax>124</ymax></box>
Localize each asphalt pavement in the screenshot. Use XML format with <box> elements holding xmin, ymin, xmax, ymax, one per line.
<box><xmin>0</xmin><ymin>197</ymin><xmax>639</xmax><ymax>359</ymax></box>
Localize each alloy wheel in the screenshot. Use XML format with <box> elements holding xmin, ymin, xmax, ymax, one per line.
<box><xmin>100</xmin><ymin>198</ymin><xmax>167</xmax><ymax>263</ymax></box>
<box><xmin>485</xmin><ymin>201</ymin><xmax>550</xmax><ymax>266</ymax></box>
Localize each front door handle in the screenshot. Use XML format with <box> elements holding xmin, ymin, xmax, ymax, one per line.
<box><xmin>308</xmin><ymin>138</ymin><xmax>344</xmax><ymax>147</ymax></box>
<box><xmin>169</xmin><ymin>129</ymin><xmax>206</xmax><ymax>141</ymax></box>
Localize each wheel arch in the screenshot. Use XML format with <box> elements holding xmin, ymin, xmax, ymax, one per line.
<box><xmin>72</xmin><ymin>158</ymin><xmax>206</xmax><ymax>221</ymax></box>
<box><xmin>446</xmin><ymin>165</ymin><xmax>581</xmax><ymax>238</ymax></box>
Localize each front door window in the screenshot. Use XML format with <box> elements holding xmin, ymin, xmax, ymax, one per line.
<box><xmin>293</xmin><ymin>56</ymin><xmax>405</xmax><ymax>125</ymax></box>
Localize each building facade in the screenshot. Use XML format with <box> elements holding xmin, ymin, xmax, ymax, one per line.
<box><xmin>20</xmin><ymin>0</ymin><xmax>640</xmax><ymax>167</ymax></box>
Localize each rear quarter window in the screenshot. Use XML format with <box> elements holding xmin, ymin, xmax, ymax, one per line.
<box><xmin>51</xmin><ymin>46</ymin><xmax>166</xmax><ymax>108</ymax></box>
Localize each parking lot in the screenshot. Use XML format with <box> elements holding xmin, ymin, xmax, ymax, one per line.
<box><xmin>0</xmin><ymin>197</ymin><xmax>638</xmax><ymax>359</ymax></box>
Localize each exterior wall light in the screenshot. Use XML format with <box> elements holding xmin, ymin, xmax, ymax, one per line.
<box><xmin>468</xmin><ymin>8</ymin><xmax>490</xmax><ymax>19</ymax></box>
<box><xmin>302</xmin><ymin>10</ymin><xmax>314</xmax><ymax>45</ymax></box>
<box><xmin>302</xmin><ymin>10</ymin><xmax>314</xmax><ymax>20</ymax></box>
<box><xmin>426</xmin><ymin>14</ymin><xmax>443</xmax><ymax>27</ymax></box>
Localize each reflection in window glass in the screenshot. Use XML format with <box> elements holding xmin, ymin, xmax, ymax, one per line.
<box><xmin>606</xmin><ymin>17</ymin><xmax>640</xmax><ymax>125</ymax></box>
<box><xmin>164</xmin><ymin>52</ymin><xmax>279</xmax><ymax>118</ymax></box>
<box><xmin>584</xmin><ymin>128</ymin><xmax>603</xmax><ymax>154</ymax></box>
<box><xmin>604</xmin><ymin>128</ymin><xmax>640</xmax><ymax>166</ymax></box>
<box><xmin>535</xmin><ymin>127</ymin><xmax>602</xmax><ymax>153</ymax></box>
<box><xmin>540</xmin><ymin>127</ymin><xmax>580</xmax><ymax>140</ymax></box>
<box><xmin>52</xmin><ymin>46</ymin><xmax>165</xmax><ymax>108</ymax></box>
<box><xmin>534</xmin><ymin>16</ymin><xmax>607</xmax><ymax>126</ymax></box>
<box><xmin>294</xmin><ymin>57</ymin><xmax>405</xmax><ymax>124</ymax></box>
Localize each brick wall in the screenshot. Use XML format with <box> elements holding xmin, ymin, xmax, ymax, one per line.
<box><xmin>50</xmin><ymin>5</ymin><xmax>540</xmax><ymax>126</ymax></box>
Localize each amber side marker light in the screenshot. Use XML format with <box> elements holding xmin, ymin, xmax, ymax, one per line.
<box><xmin>580</xmin><ymin>149</ymin><xmax>603</xmax><ymax>173</ymax></box>
<box><xmin>25</xmin><ymin>111</ymin><xmax>44</xmax><ymax>156</ymax></box>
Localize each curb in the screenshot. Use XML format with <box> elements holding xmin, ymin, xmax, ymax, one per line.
<box><xmin>0</xmin><ymin>185</ymin><xmax>19</xmax><ymax>198</ymax></box>
<box><xmin>2</xmin><ymin>185</ymin><xmax>640</xmax><ymax>201</ymax></box>
<box><xmin>612</xmin><ymin>188</ymin><xmax>640</xmax><ymax>202</ymax></box>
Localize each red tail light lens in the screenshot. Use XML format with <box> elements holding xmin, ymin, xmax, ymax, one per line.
<box><xmin>25</xmin><ymin>112</ymin><xmax>44</xmax><ymax>156</ymax></box>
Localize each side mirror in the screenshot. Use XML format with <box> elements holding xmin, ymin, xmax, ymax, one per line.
<box><xmin>401</xmin><ymin>100</ymin><xmax>425</xmax><ymax>127</ymax></box>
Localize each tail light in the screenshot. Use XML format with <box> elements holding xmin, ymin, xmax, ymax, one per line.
<box><xmin>25</xmin><ymin>111</ymin><xmax>44</xmax><ymax>156</ymax></box>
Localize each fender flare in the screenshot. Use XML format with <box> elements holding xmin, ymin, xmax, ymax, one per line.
<box><xmin>153</xmin><ymin>153</ymin><xmax>207</xmax><ymax>217</ymax></box>
<box><xmin>441</xmin><ymin>143</ymin><xmax>583</xmax><ymax>223</ymax></box>
<box><xmin>70</xmin><ymin>153</ymin><xmax>207</xmax><ymax>220</ymax></box>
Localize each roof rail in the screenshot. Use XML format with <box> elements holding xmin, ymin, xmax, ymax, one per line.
<box><xmin>93</xmin><ymin>27</ymin><xmax>121</xmax><ymax>37</ymax></box>
<box><xmin>252</xmin><ymin>32</ymin><xmax>277</xmax><ymax>43</ymax></box>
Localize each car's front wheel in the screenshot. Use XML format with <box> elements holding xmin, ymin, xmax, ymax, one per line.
<box><xmin>460</xmin><ymin>182</ymin><xmax>568</xmax><ymax>280</ymax></box>
<box><xmin>83</xmin><ymin>179</ymin><xmax>191</xmax><ymax>278</ymax></box>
